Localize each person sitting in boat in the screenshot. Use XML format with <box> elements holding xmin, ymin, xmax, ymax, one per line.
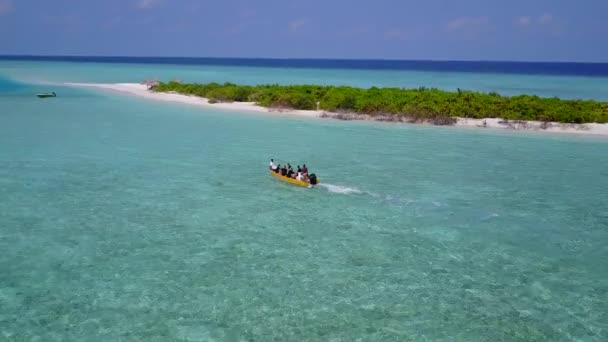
<box><xmin>280</xmin><ymin>165</ymin><xmax>288</xmax><ymax>176</ymax></box>
<box><xmin>269</xmin><ymin>159</ymin><xmax>277</xmax><ymax>171</ymax></box>
<box><xmin>297</xmin><ymin>165</ymin><xmax>302</xmax><ymax>173</ymax></box>
<box><xmin>287</xmin><ymin>165</ymin><xmax>294</xmax><ymax>178</ymax></box>
<box><xmin>296</xmin><ymin>172</ymin><xmax>304</xmax><ymax>181</ymax></box>
<box><xmin>274</xmin><ymin>164</ymin><xmax>281</xmax><ymax>173</ymax></box>
<box><xmin>301</xmin><ymin>164</ymin><xmax>308</xmax><ymax>175</ymax></box>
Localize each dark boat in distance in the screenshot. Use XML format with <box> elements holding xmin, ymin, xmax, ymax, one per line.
<box><xmin>36</xmin><ymin>92</ymin><xmax>56</xmax><ymax>98</ymax></box>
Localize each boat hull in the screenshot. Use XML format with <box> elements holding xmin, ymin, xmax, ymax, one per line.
<box><xmin>270</xmin><ymin>170</ymin><xmax>318</xmax><ymax>187</ymax></box>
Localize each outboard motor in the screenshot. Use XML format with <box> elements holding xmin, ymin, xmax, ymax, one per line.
<box><xmin>309</xmin><ymin>173</ymin><xmax>318</xmax><ymax>185</ymax></box>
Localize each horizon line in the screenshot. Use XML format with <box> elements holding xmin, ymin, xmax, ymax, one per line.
<box><xmin>1</xmin><ymin>54</ymin><xmax>607</xmax><ymax>65</ymax></box>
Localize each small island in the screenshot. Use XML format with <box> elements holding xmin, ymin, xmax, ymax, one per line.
<box><xmin>153</xmin><ymin>81</ymin><xmax>608</xmax><ymax>126</ymax></box>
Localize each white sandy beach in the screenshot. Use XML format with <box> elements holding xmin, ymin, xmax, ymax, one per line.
<box><xmin>64</xmin><ymin>82</ymin><xmax>608</xmax><ymax>136</ymax></box>
<box><xmin>63</xmin><ymin>82</ymin><xmax>320</xmax><ymax>118</ymax></box>
<box><xmin>455</xmin><ymin>117</ymin><xmax>608</xmax><ymax>136</ymax></box>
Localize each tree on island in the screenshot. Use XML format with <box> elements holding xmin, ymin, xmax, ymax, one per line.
<box><xmin>153</xmin><ymin>81</ymin><xmax>608</xmax><ymax>125</ymax></box>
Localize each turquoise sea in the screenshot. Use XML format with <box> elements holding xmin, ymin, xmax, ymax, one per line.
<box><xmin>1</xmin><ymin>60</ymin><xmax>607</xmax><ymax>341</ymax></box>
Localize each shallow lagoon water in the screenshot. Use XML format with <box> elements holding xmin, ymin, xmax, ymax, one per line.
<box><xmin>1</xmin><ymin>65</ymin><xmax>608</xmax><ymax>340</ymax></box>
<box><xmin>3</xmin><ymin>60</ymin><xmax>608</xmax><ymax>100</ymax></box>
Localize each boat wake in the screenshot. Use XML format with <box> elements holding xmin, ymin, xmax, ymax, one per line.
<box><xmin>318</xmin><ymin>183</ymin><xmax>386</xmax><ymax>198</ymax></box>
<box><xmin>318</xmin><ymin>183</ymin><xmax>419</xmax><ymax>208</ymax></box>
<box><xmin>318</xmin><ymin>183</ymin><xmax>365</xmax><ymax>195</ymax></box>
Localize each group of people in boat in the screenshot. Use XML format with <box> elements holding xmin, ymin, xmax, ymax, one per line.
<box><xmin>269</xmin><ymin>159</ymin><xmax>316</xmax><ymax>184</ymax></box>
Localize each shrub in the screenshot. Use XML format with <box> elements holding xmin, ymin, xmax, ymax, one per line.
<box><xmin>153</xmin><ymin>81</ymin><xmax>607</xmax><ymax>124</ymax></box>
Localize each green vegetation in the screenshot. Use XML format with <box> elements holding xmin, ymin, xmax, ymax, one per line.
<box><xmin>154</xmin><ymin>81</ymin><xmax>608</xmax><ymax>124</ymax></box>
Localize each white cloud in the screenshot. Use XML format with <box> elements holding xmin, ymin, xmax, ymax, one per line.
<box><xmin>384</xmin><ymin>29</ymin><xmax>411</xmax><ymax>41</ymax></box>
<box><xmin>446</xmin><ymin>17</ymin><xmax>467</xmax><ymax>31</ymax></box>
<box><xmin>446</xmin><ymin>16</ymin><xmax>489</xmax><ymax>32</ymax></box>
<box><xmin>515</xmin><ymin>16</ymin><xmax>531</xmax><ymax>28</ymax></box>
<box><xmin>41</xmin><ymin>14</ymin><xmax>81</xmax><ymax>32</ymax></box>
<box><xmin>288</xmin><ymin>18</ymin><xmax>308</xmax><ymax>32</ymax></box>
<box><xmin>136</xmin><ymin>0</ymin><xmax>162</xmax><ymax>10</ymax></box>
<box><xmin>240</xmin><ymin>9</ymin><xmax>257</xmax><ymax>19</ymax></box>
<box><xmin>229</xmin><ymin>22</ymin><xmax>250</xmax><ymax>35</ymax></box>
<box><xmin>222</xmin><ymin>10</ymin><xmax>257</xmax><ymax>36</ymax></box>
<box><xmin>103</xmin><ymin>16</ymin><xmax>123</xmax><ymax>30</ymax></box>
<box><xmin>538</xmin><ymin>13</ymin><xmax>553</xmax><ymax>25</ymax></box>
<box><xmin>334</xmin><ymin>26</ymin><xmax>374</xmax><ymax>39</ymax></box>
<box><xmin>514</xmin><ymin>13</ymin><xmax>555</xmax><ymax>29</ymax></box>
<box><xmin>0</xmin><ymin>0</ymin><xmax>13</xmax><ymax>15</ymax></box>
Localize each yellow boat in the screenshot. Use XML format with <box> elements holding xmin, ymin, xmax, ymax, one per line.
<box><xmin>269</xmin><ymin>169</ymin><xmax>319</xmax><ymax>188</ymax></box>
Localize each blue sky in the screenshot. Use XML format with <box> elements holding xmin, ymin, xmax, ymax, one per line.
<box><xmin>0</xmin><ymin>0</ymin><xmax>606</xmax><ymax>62</ymax></box>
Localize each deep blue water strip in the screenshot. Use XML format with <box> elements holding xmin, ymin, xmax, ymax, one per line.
<box><xmin>2</xmin><ymin>55</ymin><xmax>608</xmax><ymax>77</ymax></box>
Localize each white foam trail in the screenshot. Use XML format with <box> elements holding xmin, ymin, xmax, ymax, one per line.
<box><xmin>480</xmin><ymin>213</ymin><xmax>500</xmax><ymax>221</ymax></box>
<box><xmin>318</xmin><ymin>183</ymin><xmax>363</xmax><ymax>195</ymax></box>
